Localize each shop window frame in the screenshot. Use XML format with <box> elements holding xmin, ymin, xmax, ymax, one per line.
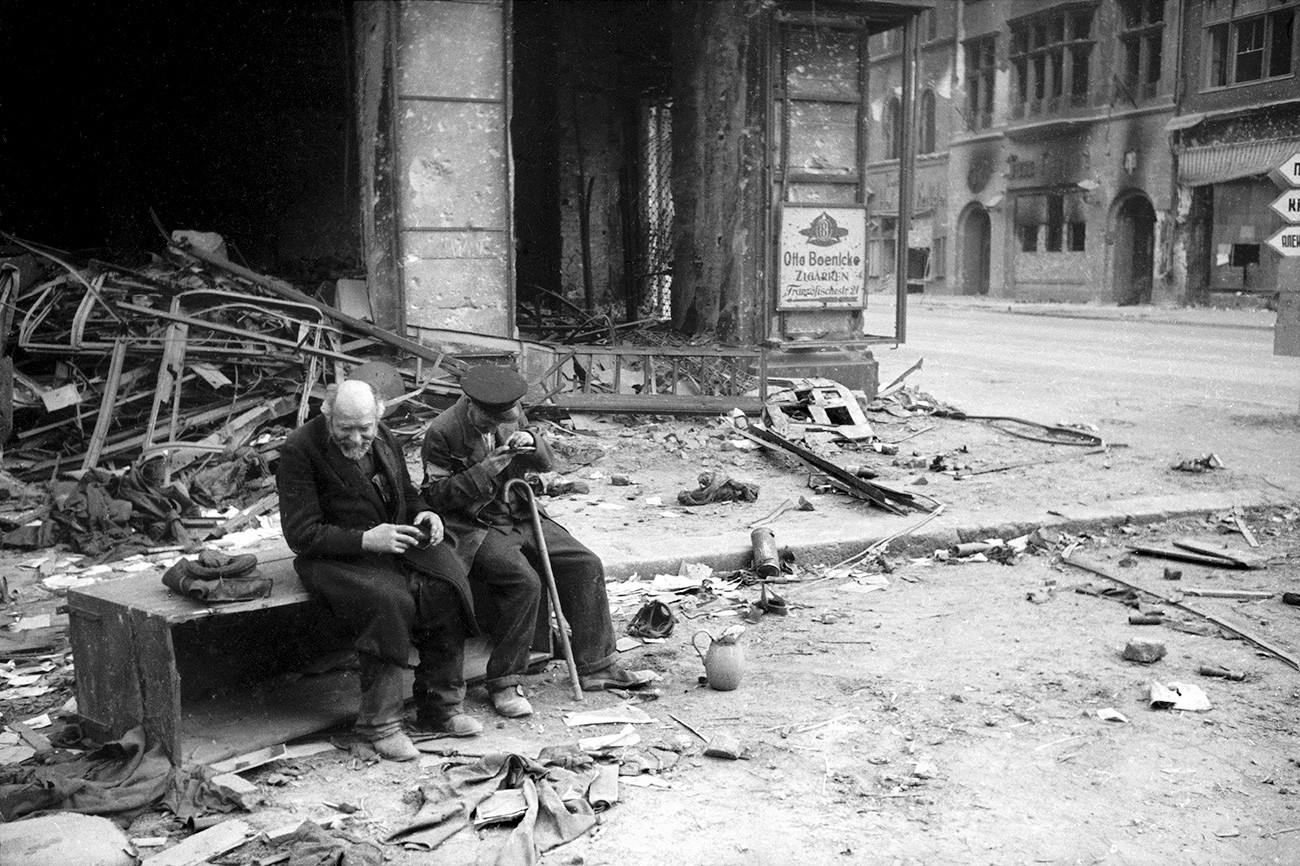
<box><xmin>1118</xmin><ymin>0</ymin><xmax>1165</xmax><ymax>100</ymax></box>
<box><xmin>1204</xmin><ymin>6</ymin><xmax>1295</xmax><ymax>89</ymax></box>
<box><xmin>1009</xmin><ymin>3</ymin><xmax>1097</xmax><ymax>120</ymax></box>
<box><xmin>964</xmin><ymin>34</ymin><xmax>997</xmax><ymax>130</ymax></box>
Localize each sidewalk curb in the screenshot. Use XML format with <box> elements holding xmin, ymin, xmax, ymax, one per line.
<box><xmin>600</xmin><ymin>488</ymin><xmax>1289</xmax><ymax>580</ymax></box>
<box><xmin>882</xmin><ymin>298</ymin><xmax>1276</xmax><ymax>332</ymax></box>
<box><xmin>1000</xmin><ymin>308</ymin><xmax>1274</xmax><ymax>333</ymax></box>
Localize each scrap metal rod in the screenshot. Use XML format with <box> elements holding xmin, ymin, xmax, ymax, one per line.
<box><xmin>1062</xmin><ymin>554</ymin><xmax>1299</xmax><ymax>671</ymax></box>
<box><xmin>172</xmin><ymin>239</ymin><xmax>451</xmax><ymax>372</ymax></box>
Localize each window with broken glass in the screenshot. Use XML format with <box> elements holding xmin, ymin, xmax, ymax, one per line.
<box><xmin>964</xmin><ymin>34</ymin><xmax>997</xmax><ymax>130</ymax></box>
<box><xmin>1205</xmin><ymin>6</ymin><xmax>1295</xmax><ymax>88</ymax></box>
<box><xmin>1014</xmin><ymin>192</ymin><xmax>1087</xmax><ymax>253</ymax></box>
<box><xmin>1009</xmin><ymin>6</ymin><xmax>1096</xmax><ymax>119</ymax></box>
<box><xmin>1118</xmin><ymin>0</ymin><xmax>1164</xmax><ymax>101</ymax></box>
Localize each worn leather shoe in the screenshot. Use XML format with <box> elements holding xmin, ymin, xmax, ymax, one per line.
<box><xmin>490</xmin><ymin>685</ymin><xmax>534</xmax><ymax>718</ymax></box>
<box><xmin>418</xmin><ymin>713</ymin><xmax>483</xmax><ymax>737</ymax></box>
<box><xmin>370</xmin><ymin>731</ymin><xmax>420</xmax><ymax>762</ymax></box>
<box><xmin>580</xmin><ymin>662</ymin><xmax>656</xmax><ymax>692</ymax></box>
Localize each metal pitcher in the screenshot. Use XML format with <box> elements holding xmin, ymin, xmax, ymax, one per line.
<box><xmin>692</xmin><ymin>626</ymin><xmax>745</xmax><ymax>691</ymax></box>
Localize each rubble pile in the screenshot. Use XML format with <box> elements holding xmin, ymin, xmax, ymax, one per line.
<box><xmin>0</xmin><ymin>235</ymin><xmax>462</xmax><ymax>558</ymax></box>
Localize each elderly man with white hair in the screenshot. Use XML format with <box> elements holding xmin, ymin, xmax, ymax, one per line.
<box><xmin>276</xmin><ymin>379</ymin><xmax>480</xmax><ymax>761</ymax></box>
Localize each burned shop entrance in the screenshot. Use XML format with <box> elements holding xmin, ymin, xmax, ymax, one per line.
<box><xmin>510</xmin><ymin>1</ymin><xmax>674</xmax><ymax>341</ymax></box>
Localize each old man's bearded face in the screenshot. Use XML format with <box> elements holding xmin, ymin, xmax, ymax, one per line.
<box><xmin>328</xmin><ymin>397</ymin><xmax>379</xmax><ymax>462</ymax></box>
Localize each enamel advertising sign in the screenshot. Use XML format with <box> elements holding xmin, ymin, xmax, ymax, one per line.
<box><xmin>778</xmin><ymin>206</ymin><xmax>866</xmax><ymax>310</ymax></box>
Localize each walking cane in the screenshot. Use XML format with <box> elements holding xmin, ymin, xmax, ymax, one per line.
<box><xmin>504</xmin><ymin>479</ymin><xmax>584</xmax><ymax>701</ymax></box>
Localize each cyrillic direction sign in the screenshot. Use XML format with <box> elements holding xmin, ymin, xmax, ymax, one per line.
<box><xmin>1271</xmin><ymin>189</ymin><xmax>1300</xmax><ymax>222</ymax></box>
<box><xmin>1270</xmin><ymin>152</ymin><xmax>1300</xmax><ymax>188</ymax></box>
<box><xmin>1266</xmin><ymin>225</ymin><xmax>1300</xmax><ymax>256</ymax></box>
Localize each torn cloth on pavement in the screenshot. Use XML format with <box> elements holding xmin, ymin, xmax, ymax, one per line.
<box><xmin>677</xmin><ymin>472</ymin><xmax>759</xmax><ymax>507</ymax></box>
<box><xmin>0</xmin><ymin>727</ymin><xmax>237</xmax><ymax>821</ymax></box>
<box><xmin>285</xmin><ymin>822</ymin><xmax>383</xmax><ymax>866</ymax></box>
<box><xmin>384</xmin><ymin>752</ymin><xmax>598</xmax><ymax>865</ymax></box>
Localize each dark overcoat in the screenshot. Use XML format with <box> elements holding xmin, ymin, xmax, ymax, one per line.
<box><xmin>277</xmin><ymin>414</ymin><xmax>477</xmax><ymax>665</ymax></box>
<box><xmin>420</xmin><ymin>395</ymin><xmax>554</xmax><ymax>568</ymax></box>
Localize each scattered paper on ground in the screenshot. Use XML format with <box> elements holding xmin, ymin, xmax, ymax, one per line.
<box><xmin>579</xmin><ymin>724</ymin><xmax>641</xmax><ymax>751</ymax></box>
<box><xmin>1149</xmin><ymin>681</ymin><xmax>1211</xmax><ymax>712</ymax></box>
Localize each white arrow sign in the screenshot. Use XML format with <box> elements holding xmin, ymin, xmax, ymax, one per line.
<box><xmin>1271</xmin><ymin>189</ymin><xmax>1300</xmax><ymax>222</ymax></box>
<box><xmin>1272</xmin><ymin>152</ymin><xmax>1300</xmax><ymax>188</ymax></box>
<box><xmin>1266</xmin><ymin>225</ymin><xmax>1300</xmax><ymax>256</ymax></box>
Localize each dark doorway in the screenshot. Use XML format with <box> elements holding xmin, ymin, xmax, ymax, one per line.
<box><xmin>1112</xmin><ymin>194</ymin><xmax>1156</xmax><ymax>305</ymax></box>
<box><xmin>960</xmin><ymin>206</ymin><xmax>991</xmax><ymax>296</ymax></box>
<box><xmin>509</xmin><ymin>1</ymin><xmax>672</xmax><ymax>336</ymax></box>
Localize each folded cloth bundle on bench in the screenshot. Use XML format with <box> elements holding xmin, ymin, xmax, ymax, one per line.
<box><xmin>162</xmin><ymin>549</ymin><xmax>271</xmax><ymax>603</ymax></box>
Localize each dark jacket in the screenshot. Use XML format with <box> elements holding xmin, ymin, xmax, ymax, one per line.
<box><xmin>277</xmin><ymin>414</ymin><xmax>476</xmax><ymax>660</ymax></box>
<box><xmin>420</xmin><ymin>396</ymin><xmax>553</xmax><ymax>566</ymax></box>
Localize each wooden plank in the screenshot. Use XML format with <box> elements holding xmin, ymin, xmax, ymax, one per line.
<box><xmin>1173</xmin><ymin>539</ymin><xmax>1265</xmax><ymax>569</ymax></box>
<box><xmin>80</xmin><ymin>339</ymin><xmax>128</xmax><ymax>471</ymax></box>
<box><xmin>1233</xmin><ymin>506</ymin><xmax>1261</xmax><ymax>548</ymax></box>
<box><xmin>163</xmin><ymin>396</ymin><xmax>297</xmax><ymax>475</ymax></box>
<box><xmin>207</xmin><ymin>741</ymin><xmax>335</xmax><ymax>776</ymax></box>
<box><xmin>1180</xmin><ymin>588</ymin><xmax>1275</xmax><ymax>599</ymax></box>
<box><xmin>1130</xmin><ymin>545</ymin><xmax>1247</xmax><ymax>570</ymax></box>
<box><xmin>206</xmin><ymin>493</ymin><xmax>278</xmax><ymax>540</ymax></box>
<box><xmin>6</xmin><ymin>718</ymin><xmax>51</xmax><ymax>752</ymax></box>
<box><xmin>1063</xmin><ymin>554</ymin><xmax>1300</xmax><ymax>671</ymax></box>
<box><xmin>141</xmin><ymin>819</ymin><xmax>251</xmax><ymax>866</ymax></box>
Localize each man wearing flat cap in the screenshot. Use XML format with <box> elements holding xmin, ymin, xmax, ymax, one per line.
<box><xmin>277</xmin><ymin>379</ymin><xmax>483</xmax><ymax>762</ymax></box>
<box><xmin>422</xmin><ymin>365</ymin><xmax>652</xmax><ymax>718</ymax></box>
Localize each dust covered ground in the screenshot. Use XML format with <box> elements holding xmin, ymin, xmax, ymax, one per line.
<box><xmin>2</xmin><ymin>399</ymin><xmax>1298</xmax><ymax>865</ymax></box>
<box><xmin>171</xmin><ymin>508</ymin><xmax>1300</xmax><ymax>865</ymax></box>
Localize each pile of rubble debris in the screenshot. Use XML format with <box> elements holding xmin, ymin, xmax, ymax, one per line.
<box><xmin>0</xmin><ymin>232</ymin><xmax>465</xmax><ymax>560</ymax></box>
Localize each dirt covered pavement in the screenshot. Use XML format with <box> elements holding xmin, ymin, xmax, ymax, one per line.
<box><xmin>99</xmin><ymin>505</ymin><xmax>1298</xmax><ymax>866</ymax></box>
<box><xmin>2</xmin><ymin>368</ymin><xmax>1298</xmax><ymax>864</ymax></box>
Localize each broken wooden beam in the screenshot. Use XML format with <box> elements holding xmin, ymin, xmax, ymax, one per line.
<box><xmin>1179</xmin><ymin>588</ymin><xmax>1274</xmax><ymax>600</ymax></box>
<box><xmin>140</xmin><ymin>818</ymin><xmax>251</xmax><ymax>866</ymax></box>
<box><xmin>1173</xmin><ymin>539</ymin><xmax>1265</xmax><ymax>569</ymax></box>
<box><xmin>207</xmin><ymin>493</ymin><xmax>278</xmax><ymax>540</ymax></box>
<box><xmin>1130</xmin><ymin>545</ymin><xmax>1252</xmax><ymax>570</ymax></box>
<box><xmin>1232</xmin><ymin>506</ymin><xmax>1260</xmax><ymax>548</ymax></box>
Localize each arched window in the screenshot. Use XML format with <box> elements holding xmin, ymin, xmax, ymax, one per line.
<box><xmin>919</xmin><ymin>89</ymin><xmax>936</xmax><ymax>154</ymax></box>
<box><xmin>884</xmin><ymin>96</ymin><xmax>901</xmax><ymax>160</ymax></box>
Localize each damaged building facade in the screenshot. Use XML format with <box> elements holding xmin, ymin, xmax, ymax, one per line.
<box><xmin>868</xmin><ymin>0</ymin><xmax>1181</xmax><ymax>304</ymax></box>
<box><xmin>354</xmin><ymin>0</ymin><xmax>934</xmax><ymax>393</ymax></box>
<box><xmin>864</xmin><ymin>0</ymin><xmax>1300</xmax><ymax>305</ymax></box>
<box><xmin>1170</xmin><ymin>0</ymin><xmax>1300</xmax><ymax>303</ymax></box>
